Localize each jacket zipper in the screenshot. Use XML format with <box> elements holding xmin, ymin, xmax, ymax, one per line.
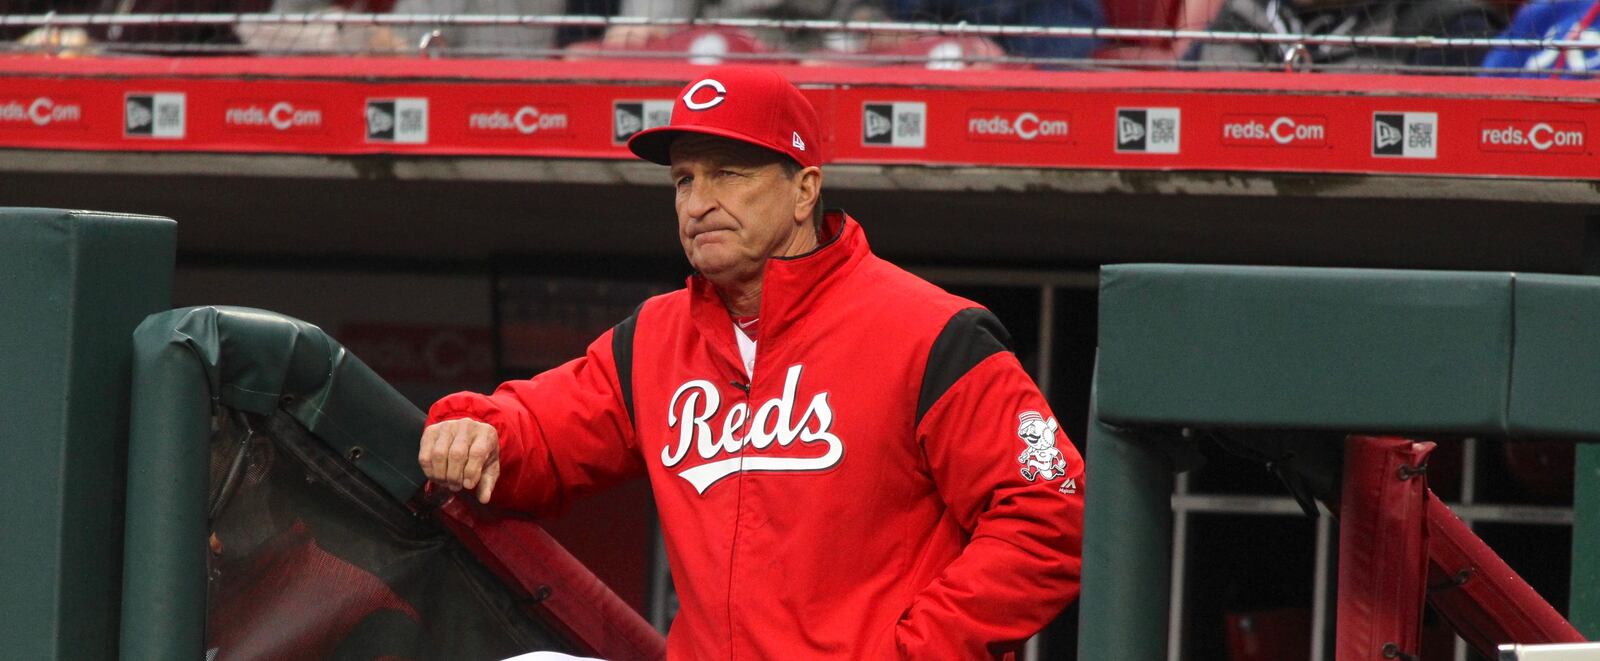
<box><xmin>725</xmin><ymin>355</ymin><xmax>753</xmax><ymax>659</ymax></box>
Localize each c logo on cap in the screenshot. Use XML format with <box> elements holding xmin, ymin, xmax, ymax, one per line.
<box><xmin>682</xmin><ymin>79</ymin><xmax>727</xmax><ymax>111</ymax></box>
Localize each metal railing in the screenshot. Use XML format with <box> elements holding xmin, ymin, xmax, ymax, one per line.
<box><xmin>2</xmin><ymin>12</ymin><xmax>1594</xmax><ymax>76</ymax></box>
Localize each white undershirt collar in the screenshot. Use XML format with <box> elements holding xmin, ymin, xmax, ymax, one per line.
<box><xmin>733</xmin><ymin>323</ymin><xmax>757</xmax><ymax>379</ymax></box>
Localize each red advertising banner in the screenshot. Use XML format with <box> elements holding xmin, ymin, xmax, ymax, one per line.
<box><xmin>337</xmin><ymin>323</ymin><xmax>494</xmax><ymax>383</ymax></box>
<box><xmin>2</xmin><ymin>56</ymin><xmax>1597</xmax><ymax>180</ymax></box>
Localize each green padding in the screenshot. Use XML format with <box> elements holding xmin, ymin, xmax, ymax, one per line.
<box><xmin>1509</xmin><ymin>274</ymin><xmax>1600</xmax><ymax>439</ymax></box>
<box><xmin>122</xmin><ymin>306</ymin><xmax>427</xmax><ymax>661</ymax></box>
<box><xmin>1573</xmin><ymin>444</ymin><xmax>1600</xmax><ymax>638</ymax></box>
<box><xmin>1078</xmin><ymin>372</ymin><xmax>1177</xmax><ymax>660</ymax></box>
<box><xmin>0</xmin><ymin>208</ymin><xmax>174</xmax><ymax>661</ymax></box>
<box><xmin>1097</xmin><ymin>264</ymin><xmax>1514</xmax><ymax>433</ymax></box>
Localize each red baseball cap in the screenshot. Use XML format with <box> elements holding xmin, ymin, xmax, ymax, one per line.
<box><xmin>628</xmin><ymin>66</ymin><xmax>822</xmax><ymax>168</ymax></box>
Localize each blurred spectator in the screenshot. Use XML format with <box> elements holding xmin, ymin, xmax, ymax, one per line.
<box><xmin>601</xmin><ymin>0</ymin><xmax>1102</xmax><ymax>60</ymax></box>
<box><xmin>601</xmin><ymin>0</ymin><xmax>845</xmax><ymax>51</ymax></box>
<box><xmin>0</xmin><ymin>0</ymin><xmax>565</xmax><ymax>55</ymax></box>
<box><xmin>234</xmin><ymin>0</ymin><xmax>409</xmax><ymax>53</ymax></box>
<box><xmin>879</xmin><ymin>0</ymin><xmax>1104</xmax><ymax>60</ymax></box>
<box><xmin>1481</xmin><ymin>0</ymin><xmax>1600</xmax><ymax>76</ymax></box>
<box><xmin>383</xmin><ymin>0</ymin><xmax>563</xmax><ymax>53</ymax></box>
<box><xmin>2</xmin><ymin>0</ymin><xmax>271</xmax><ymax>50</ymax></box>
<box><xmin>557</xmin><ymin>0</ymin><xmax>620</xmax><ymax>46</ymax></box>
<box><xmin>1186</xmin><ymin>0</ymin><xmax>1501</xmax><ymax>68</ymax></box>
<box><xmin>246</xmin><ymin>0</ymin><xmax>562</xmax><ymax>54</ymax></box>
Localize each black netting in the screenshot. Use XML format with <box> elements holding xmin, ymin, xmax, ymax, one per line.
<box><xmin>204</xmin><ymin>408</ymin><xmax>574</xmax><ymax>661</ymax></box>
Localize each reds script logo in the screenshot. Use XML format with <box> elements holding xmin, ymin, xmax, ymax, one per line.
<box><xmin>664</xmin><ymin>364</ymin><xmax>842</xmax><ymax>494</ymax></box>
<box><xmin>1016</xmin><ymin>411</ymin><xmax>1067</xmax><ymax>482</ymax></box>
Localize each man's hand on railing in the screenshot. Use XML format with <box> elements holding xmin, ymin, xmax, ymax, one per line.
<box><xmin>419</xmin><ymin>418</ymin><xmax>501</xmax><ymax>504</ymax></box>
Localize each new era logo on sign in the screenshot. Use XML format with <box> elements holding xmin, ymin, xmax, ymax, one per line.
<box><xmin>366</xmin><ymin>98</ymin><xmax>429</xmax><ymax>144</ymax></box>
<box><xmin>124</xmin><ymin>93</ymin><xmax>185</xmax><ymax>139</ymax></box>
<box><xmin>1117</xmin><ymin>112</ymin><xmax>1145</xmax><ymax>148</ymax></box>
<box><xmin>864</xmin><ymin>106</ymin><xmax>892</xmax><ymax>141</ymax></box>
<box><xmin>1373</xmin><ymin>112</ymin><xmax>1437</xmax><ymax>159</ymax></box>
<box><xmin>1115</xmin><ymin>108</ymin><xmax>1179</xmax><ymax>154</ymax></box>
<box><xmin>862</xmin><ymin>102</ymin><xmax>926</xmax><ymax>148</ymax></box>
<box><xmin>613</xmin><ymin>100</ymin><xmax>673</xmax><ymax>144</ymax></box>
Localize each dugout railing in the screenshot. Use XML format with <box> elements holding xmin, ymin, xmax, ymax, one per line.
<box><xmin>1082</xmin><ymin>264</ymin><xmax>1600</xmax><ymax>659</ymax></box>
<box><xmin>0</xmin><ymin>206</ymin><xmax>664</xmax><ymax>661</ymax></box>
<box><xmin>122</xmin><ymin>303</ymin><xmax>666</xmax><ymax>661</ymax></box>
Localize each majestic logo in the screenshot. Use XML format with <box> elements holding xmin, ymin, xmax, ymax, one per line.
<box><xmin>663</xmin><ymin>364</ymin><xmax>843</xmax><ymax>494</ymax></box>
<box><xmin>125</xmin><ymin>93</ymin><xmax>185</xmax><ymax>139</ymax></box>
<box><xmin>1373</xmin><ymin>112</ymin><xmax>1437</xmax><ymax>159</ymax></box>
<box><xmin>966</xmin><ymin>110</ymin><xmax>1070</xmax><ymax>143</ymax></box>
<box><xmin>0</xmin><ymin>97</ymin><xmax>82</xmax><ymax>127</ymax></box>
<box><xmin>1116</xmin><ymin>108</ymin><xmax>1180</xmax><ymax>154</ymax></box>
<box><xmin>682</xmin><ymin>78</ymin><xmax>727</xmax><ymax>111</ymax></box>
<box><xmin>1016</xmin><ymin>411</ymin><xmax>1067</xmax><ymax>483</ymax></box>
<box><xmin>613</xmin><ymin>100</ymin><xmax>673</xmax><ymax>144</ymax></box>
<box><xmin>468</xmin><ymin>105</ymin><xmax>570</xmax><ymax>136</ymax></box>
<box><xmin>1220</xmin><ymin>115</ymin><xmax>1328</xmax><ymax>147</ymax></box>
<box><xmin>1479</xmin><ymin>120</ymin><xmax>1585</xmax><ymax>154</ymax></box>
<box><xmin>224</xmin><ymin>101</ymin><xmax>323</xmax><ymax>132</ymax></box>
<box><xmin>862</xmin><ymin>102</ymin><xmax>926</xmax><ymax>148</ymax></box>
<box><xmin>366</xmin><ymin>98</ymin><xmax>428</xmax><ymax>144</ymax></box>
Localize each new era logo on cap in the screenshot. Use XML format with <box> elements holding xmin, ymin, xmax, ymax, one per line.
<box><xmin>627</xmin><ymin>66</ymin><xmax>822</xmax><ymax>168</ymax></box>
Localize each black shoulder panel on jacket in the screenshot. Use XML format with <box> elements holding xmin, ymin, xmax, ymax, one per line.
<box><xmin>917</xmin><ymin>307</ymin><xmax>1014</xmax><ymax>426</ymax></box>
<box><xmin>612</xmin><ymin>301</ymin><xmax>645</xmax><ymax>430</ymax></box>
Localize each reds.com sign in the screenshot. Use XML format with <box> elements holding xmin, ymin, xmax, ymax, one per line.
<box><xmin>466</xmin><ymin>104</ymin><xmax>571</xmax><ymax>136</ymax></box>
<box><xmin>223</xmin><ymin>101</ymin><xmax>324</xmax><ymax>132</ymax></box>
<box><xmin>1220</xmin><ymin>114</ymin><xmax>1329</xmax><ymax>147</ymax></box>
<box><xmin>0</xmin><ymin>62</ymin><xmax>1597</xmax><ymax>179</ymax></box>
<box><xmin>1478</xmin><ymin>119</ymin><xmax>1587</xmax><ymax>154</ymax></box>
<box><xmin>0</xmin><ymin>97</ymin><xmax>84</xmax><ymax>127</ymax></box>
<box><xmin>966</xmin><ymin>109</ymin><xmax>1070</xmax><ymax>143</ymax></box>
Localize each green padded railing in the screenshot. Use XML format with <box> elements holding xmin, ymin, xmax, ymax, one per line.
<box><xmin>0</xmin><ymin>208</ymin><xmax>174</xmax><ymax>661</ymax></box>
<box><xmin>122</xmin><ymin>306</ymin><xmax>427</xmax><ymax>660</ymax></box>
<box><xmin>1081</xmin><ymin>264</ymin><xmax>1600</xmax><ymax>659</ymax></box>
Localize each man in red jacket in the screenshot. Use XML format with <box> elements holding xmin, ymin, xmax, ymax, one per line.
<box><xmin>419</xmin><ymin>66</ymin><xmax>1083</xmax><ymax>659</ymax></box>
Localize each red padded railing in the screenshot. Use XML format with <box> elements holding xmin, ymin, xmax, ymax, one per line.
<box><xmin>432</xmin><ymin>493</ymin><xmax>668</xmax><ymax>661</ymax></box>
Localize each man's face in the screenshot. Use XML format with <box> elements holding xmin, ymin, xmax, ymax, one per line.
<box><xmin>669</xmin><ymin>134</ymin><xmax>807</xmax><ymax>283</ymax></box>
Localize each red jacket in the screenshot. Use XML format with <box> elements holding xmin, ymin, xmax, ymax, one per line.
<box><xmin>428</xmin><ymin>212</ymin><xmax>1084</xmax><ymax>659</ymax></box>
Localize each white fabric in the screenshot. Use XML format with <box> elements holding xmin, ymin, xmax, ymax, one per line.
<box><xmin>500</xmin><ymin>652</ymin><xmax>606</xmax><ymax>661</ymax></box>
<box><xmin>734</xmin><ymin>322</ymin><xmax>757</xmax><ymax>378</ymax></box>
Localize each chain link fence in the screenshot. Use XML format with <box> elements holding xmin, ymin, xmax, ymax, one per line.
<box><xmin>1</xmin><ymin>1</ymin><xmax>1597</xmax><ymax>76</ymax></box>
